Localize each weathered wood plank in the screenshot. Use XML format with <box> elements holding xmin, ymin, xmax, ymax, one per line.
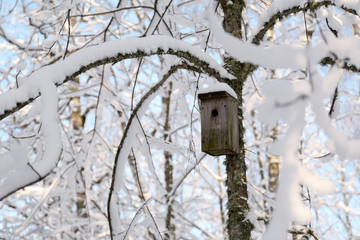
<box><xmin>198</xmin><ymin>91</ymin><xmax>239</xmax><ymax>156</ymax></box>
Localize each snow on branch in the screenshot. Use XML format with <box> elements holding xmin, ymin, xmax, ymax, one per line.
<box><xmin>207</xmin><ymin>12</ymin><xmax>322</xmax><ymax>69</ymax></box>
<box><xmin>208</xmin><ymin>4</ymin><xmax>360</xmax><ymax>71</ymax></box>
<box><xmin>0</xmin><ymin>35</ymin><xmax>232</xmax><ymax>201</ymax></box>
<box><xmin>0</xmin><ymin>35</ymin><xmax>233</xmax><ymax>122</ymax></box>
<box><xmin>0</xmin><ymin>78</ymin><xmax>61</xmax><ymax>200</ymax></box>
<box><xmin>251</xmin><ymin>0</ymin><xmax>359</xmax><ymax>45</ymax></box>
<box><xmin>252</xmin><ymin>1</ymin><xmax>332</xmax><ymax>44</ymax></box>
<box><xmin>310</xmin><ymin>65</ymin><xmax>360</xmax><ymax>159</ymax></box>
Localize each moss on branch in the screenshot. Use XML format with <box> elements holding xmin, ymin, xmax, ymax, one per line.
<box><xmin>0</xmin><ymin>48</ymin><xmax>230</xmax><ymax>122</ymax></box>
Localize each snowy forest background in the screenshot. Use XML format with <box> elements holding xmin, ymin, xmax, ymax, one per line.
<box><xmin>0</xmin><ymin>0</ymin><xmax>360</xmax><ymax>239</ymax></box>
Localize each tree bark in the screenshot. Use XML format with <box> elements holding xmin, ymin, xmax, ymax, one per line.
<box><xmin>219</xmin><ymin>1</ymin><xmax>254</xmax><ymax>239</ymax></box>
<box><xmin>163</xmin><ymin>82</ymin><xmax>176</xmax><ymax>240</ymax></box>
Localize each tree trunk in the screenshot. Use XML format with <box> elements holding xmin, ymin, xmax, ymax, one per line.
<box><xmin>163</xmin><ymin>82</ymin><xmax>176</xmax><ymax>240</ymax></box>
<box><xmin>219</xmin><ymin>1</ymin><xmax>254</xmax><ymax>239</ymax></box>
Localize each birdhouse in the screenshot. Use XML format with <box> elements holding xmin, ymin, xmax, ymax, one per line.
<box><xmin>198</xmin><ymin>91</ymin><xmax>239</xmax><ymax>156</ymax></box>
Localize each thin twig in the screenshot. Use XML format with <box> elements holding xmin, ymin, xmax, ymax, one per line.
<box><xmin>15</xmin><ymin>70</ymin><xmax>21</xmax><ymax>88</ymax></box>
<box><xmin>15</xmin><ymin>162</ymin><xmax>75</xmax><ymax>234</ymax></box>
<box><xmin>329</xmin><ymin>86</ymin><xmax>338</xmax><ymax>117</ymax></box>
<box><xmin>149</xmin><ymin>0</ymin><xmax>174</xmax><ymax>36</ymax></box>
<box><xmin>130</xmin><ymin>149</ymin><xmax>145</xmax><ymax>201</ymax></box>
<box><xmin>144</xmin><ymin>206</ymin><xmax>164</xmax><ymax>240</ymax></box>
<box><xmin>131</xmin><ymin>58</ymin><xmax>143</xmax><ymax>110</ymax></box>
<box><xmin>70</xmin><ymin>5</ymin><xmax>155</xmax><ymax>18</ymax></box>
<box><xmin>63</xmin><ymin>9</ymin><xmax>71</xmax><ymax>60</ymax></box>
<box><xmin>123</xmin><ymin>197</ymin><xmax>153</xmax><ymax>239</ymax></box>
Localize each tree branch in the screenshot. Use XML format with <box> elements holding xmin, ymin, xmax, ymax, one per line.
<box><xmin>252</xmin><ymin>1</ymin><xmax>333</xmax><ymax>45</ymax></box>
<box><xmin>329</xmin><ymin>86</ymin><xmax>338</xmax><ymax>117</ymax></box>
<box><xmin>252</xmin><ymin>1</ymin><xmax>358</xmax><ymax>45</ymax></box>
<box><xmin>0</xmin><ymin>39</ymin><xmax>231</xmax><ymax>122</ymax></box>
<box><xmin>320</xmin><ymin>57</ymin><xmax>360</xmax><ymax>73</ymax></box>
<box><xmin>70</xmin><ymin>5</ymin><xmax>157</xmax><ymax>18</ymax></box>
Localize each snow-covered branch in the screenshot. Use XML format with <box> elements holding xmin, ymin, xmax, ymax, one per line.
<box><xmin>2</xmin><ymin>1</ymin><xmax>360</xmax><ymax>239</ymax></box>
<box><xmin>252</xmin><ymin>1</ymin><xmax>332</xmax><ymax>44</ymax></box>
<box><xmin>0</xmin><ymin>34</ymin><xmax>232</xmax><ymax>203</ymax></box>
<box><xmin>0</xmin><ymin>36</ymin><xmax>232</xmax><ymax>121</ymax></box>
<box><xmin>0</xmin><ymin>78</ymin><xmax>61</xmax><ymax>200</ymax></box>
<box><xmin>252</xmin><ymin>0</ymin><xmax>359</xmax><ymax>45</ymax></box>
<box><xmin>210</xmin><ymin>12</ymin><xmax>360</xmax><ymax>71</ymax></box>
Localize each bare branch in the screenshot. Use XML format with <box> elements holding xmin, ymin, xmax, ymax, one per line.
<box><xmin>63</xmin><ymin>9</ymin><xmax>71</xmax><ymax>60</ymax></box>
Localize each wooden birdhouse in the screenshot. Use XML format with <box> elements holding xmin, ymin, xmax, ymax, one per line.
<box><xmin>198</xmin><ymin>90</ymin><xmax>239</xmax><ymax>156</ymax></box>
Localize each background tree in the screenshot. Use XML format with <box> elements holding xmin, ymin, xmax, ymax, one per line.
<box><xmin>0</xmin><ymin>0</ymin><xmax>360</xmax><ymax>240</ymax></box>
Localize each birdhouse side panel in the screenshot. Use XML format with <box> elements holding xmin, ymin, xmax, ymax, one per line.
<box><xmin>200</xmin><ymin>97</ymin><xmax>238</xmax><ymax>155</ymax></box>
<box><xmin>225</xmin><ymin>97</ymin><xmax>240</xmax><ymax>154</ymax></box>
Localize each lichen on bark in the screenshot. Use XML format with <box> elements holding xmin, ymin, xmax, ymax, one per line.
<box><xmin>218</xmin><ymin>0</ymin><xmax>255</xmax><ymax>239</ymax></box>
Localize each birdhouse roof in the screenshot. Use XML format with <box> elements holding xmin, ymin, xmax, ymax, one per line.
<box><xmin>198</xmin><ymin>82</ymin><xmax>237</xmax><ymax>99</ymax></box>
<box><xmin>198</xmin><ymin>91</ymin><xmax>236</xmax><ymax>101</ymax></box>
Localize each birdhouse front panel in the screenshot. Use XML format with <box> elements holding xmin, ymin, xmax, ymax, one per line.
<box><xmin>198</xmin><ymin>91</ymin><xmax>239</xmax><ymax>156</ymax></box>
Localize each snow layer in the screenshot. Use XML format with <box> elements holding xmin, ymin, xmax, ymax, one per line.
<box><xmin>0</xmin><ymin>35</ymin><xmax>232</xmax><ymax>117</ymax></box>
<box><xmin>335</xmin><ymin>0</ymin><xmax>360</xmax><ymax>15</ymax></box>
<box><xmin>208</xmin><ymin>11</ymin><xmax>316</xmax><ymax>69</ymax></box>
<box><xmin>252</xmin><ymin>0</ymin><xmax>307</xmax><ymax>38</ymax></box>
<box><xmin>198</xmin><ymin>82</ymin><xmax>237</xmax><ymax>99</ymax></box>
<box><xmin>0</xmin><ymin>77</ymin><xmax>61</xmax><ymax>200</ymax></box>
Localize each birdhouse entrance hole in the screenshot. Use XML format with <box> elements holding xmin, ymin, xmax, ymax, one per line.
<box><xmin>198</xmin><ymin>91</ymin><xmax>239</xmax><ymax>156</ymax></box>
<box><xmin>212</xmin><ymin>109</ymin><xmax>218</xmax><ymax>117</ymax></box>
